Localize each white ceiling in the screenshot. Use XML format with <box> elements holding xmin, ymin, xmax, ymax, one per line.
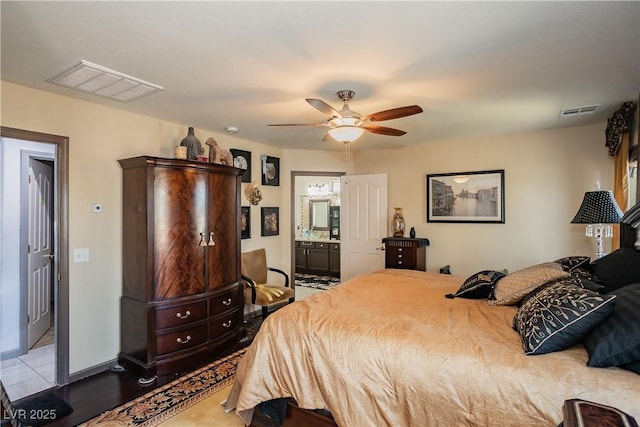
<box><xmin>1</xmin><ymin>1</ymin><xmax>638</xmax><ymax>151</ymax></box>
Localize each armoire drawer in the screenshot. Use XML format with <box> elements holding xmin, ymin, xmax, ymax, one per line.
<box><xmin>156</xmin><ymin>323</ymin><xmax>207</xmax><ymax>356</ymax></box>
<box><xmin>209</xmin><ymin>309</ymin><xmax>242</xmax><ymax>339</ymax></box>
<box><xmin>156</xmin><ymin>300</ymin><xmax>207</xmax><ymax>330</ymax></box>
<box><xmin>209</xmin><ymin>288</ymin><xmax>241</xmax><ymax>316</ymax></box>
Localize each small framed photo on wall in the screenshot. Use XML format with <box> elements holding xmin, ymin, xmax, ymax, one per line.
<box><xmin>261</xmin><ymin>207</ymin><xmax>279</xmax><ymax>236</ymax></box>
<box><xmin>230</xmin><ymin>149</ymin><xmax>251</xmax><ymax>183</ymax></box>
<box><xmin>241</xmin><ymin>206</ymin><xmax>251</xmax><ymax>239</ymax></box>
<box><xmin>261</xmin><ymin>155</ymin><xmax>280</xmax><ymax>186</ymax></box>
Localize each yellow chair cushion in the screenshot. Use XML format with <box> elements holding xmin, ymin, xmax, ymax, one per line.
<box><xmin>244</xmin><ymin>284</ymin><xmax>294</xmax><ymax>306</ymax></box>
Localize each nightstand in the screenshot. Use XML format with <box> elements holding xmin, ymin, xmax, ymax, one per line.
<box><xmin>382</xmin><ymin>237</ymin><xmax>430</xmax><ymax>271</ymax></box>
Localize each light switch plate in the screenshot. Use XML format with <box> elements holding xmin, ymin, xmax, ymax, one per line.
<box><xmin>73</xmin><ymin>248</ymin><xmax>90</xmax><ymax>263</ymax></box>
<box><xmin>92</xmin><ymin>203</ymin><xmax>103</xmax><ymax>213</ymax></box>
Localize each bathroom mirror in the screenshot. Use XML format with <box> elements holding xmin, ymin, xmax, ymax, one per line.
<box><xmin>309</xmin><ymin>199</ymin><xmax>330</xmax><ymax>231</ymax></box>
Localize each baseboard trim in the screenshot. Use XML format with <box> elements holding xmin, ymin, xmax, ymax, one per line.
<box><xmin>68</xmin><ymin>358</ymin><xmax>116</xmax><ymax>383</ymax></box>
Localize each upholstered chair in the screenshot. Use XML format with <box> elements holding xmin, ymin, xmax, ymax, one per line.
<box><xmin>241</xmin><ymin>248</ymin><xmax>295</xmax><ymax>319</ymax></box>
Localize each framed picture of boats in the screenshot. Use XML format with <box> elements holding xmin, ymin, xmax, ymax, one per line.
<box><xmin>426</xmin><ymin>170</ymin><xmax>505</xmax><ymax>223</ymax></box>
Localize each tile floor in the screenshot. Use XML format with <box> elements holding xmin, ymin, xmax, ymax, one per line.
<box><xmin>1</xmin><ymin>343</ymin><xmax>55</xmax><ymax>402</ymax></box>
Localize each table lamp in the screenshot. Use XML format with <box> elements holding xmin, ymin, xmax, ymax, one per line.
<box><xmin>571</xmin><ymin>184</ymin><xmax>623</xmax><ymax>258</ymax></box>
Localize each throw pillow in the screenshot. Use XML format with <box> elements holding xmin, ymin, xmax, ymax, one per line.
<box><xmin>583</xmin><ymin>283</ymin><xmax>640</xmax><ymax>368</ymax></box>
<box><xmin>554</xmin><ymin>256</ymin><xmax>591</xmax><ymax>272</ymax></box>
<box><xmin>513</xmin><ymin>282</ymin><xmax>616</xmax><ymax>355</ymax></box>
<box><xmin>445</xmin><ymin>270</ymin><xmax>505</xmax><ymax>299</ymax></box>
<box><xmin>588</xmin><ymin>248</ymin><xmax>640</xmax><ymax>293</ymax></box>
<box><xmin>516</xmin><ymin>276</ymin><xmax>602</xmax><ymax>308</ymax></box>
<box><xmin>488</xmin><ymin>262</ymin><xmax>570</xmax><ymax>306</ymax></box>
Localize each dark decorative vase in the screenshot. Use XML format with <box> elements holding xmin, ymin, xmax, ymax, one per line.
<box><xmin>180</xmin><ymin>127</ymin><xmax>203</xmax><ymax>160</ymax></box>
<box><xmin>409</xmin><ymin>227</ymin><xmax>416</xmax><ymax>238</ymax></box>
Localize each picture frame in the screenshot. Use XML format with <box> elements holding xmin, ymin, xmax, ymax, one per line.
<box><xmin>240</xmin><ymin>206</ymin><xmax>251</xmax><ymax>239</ymax></box>
<box><xmin>426</xmin><ymin>170</ymin><xmax>505</xmax><ymax>223</ymax></box>
<box><xmin>230</xmin><ymin>149</ymin><xmax>251</xmax><ymax>183</ymax></box>
<box><xmin>261</xmin><ymin>207</ymin><xmax>279</xmax><ymax>236</ymax></box>
<box><xmin>261</xmin><ymin>155</ymin><xmax>280</xmax><ymax>186</ymax></box>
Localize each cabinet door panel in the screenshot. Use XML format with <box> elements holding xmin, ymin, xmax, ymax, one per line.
<box><xmin>154</xmin><ymin>168</ymin><xmax>206</xmax><ymax>299</ymax></box>
<box><xmin>308</xmin><ymin>248</ymin><xmax>329</xmax><ymax>272</ymax></box>
<box><xmin>207</xmin><ymin>173</ymin><xmax>239</xmax><ymax>289</ymax></box>
<box><xmin>295</xmin><ymin>247</ymin><xmax>307</xmax><ymax>271</ymax></box>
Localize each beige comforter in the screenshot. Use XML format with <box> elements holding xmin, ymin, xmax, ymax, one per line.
<box><xmin>225</xmin><ymin>269</ymin><xmax>640</xmax><ymax>426</ymax></box>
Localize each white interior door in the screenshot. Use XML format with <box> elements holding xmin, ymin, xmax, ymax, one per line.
<box><xmin>27</xmin><ymin>158</ymin><xmax>53</xmax><ymax>348</ymax></box>
<box><xmin>340</xmin><ymin>174</ymin><xmax>388</xmax><ymax>282</ymax></box>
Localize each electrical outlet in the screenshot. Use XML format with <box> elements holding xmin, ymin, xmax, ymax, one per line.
<box><xmin>92</xmin><ymin>203</ymin><xmax>103</xmax><ymax>213</ymax></box>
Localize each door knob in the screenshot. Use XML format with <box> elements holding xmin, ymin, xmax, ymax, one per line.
<box><xmin>44</xmin><ymin>253</ymin><xmax>55</xmax><ymax>259</ymax></box>
<box><xmin>376</xmin><ymin>246</ymin><xmax>385</xmax><ymax>251</ymax></box>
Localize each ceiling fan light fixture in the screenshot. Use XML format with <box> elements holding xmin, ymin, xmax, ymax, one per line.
<box><xmin>328</xmin><ymin>126</ymin><xmax>365</xmax><ymax>144</ymax></box>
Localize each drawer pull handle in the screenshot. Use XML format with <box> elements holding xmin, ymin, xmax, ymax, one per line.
<box><xmin>222</xmin><ymin>298</ymin><xmax>232</xmax><ymax>306</ymax></box>
<box><xmin>398</xmin><ymin>261</ymin><xmax>403</xmax><ymax>265</ymax></box>
<box><xmin>223</xmin><ymin>320</ymin><xmax>232</xmax><ymax>328</ymax></box>
<box><xmin>176</xmin><ymin>335</ymin><xmax>191</xmax><ymax>344</ymax></box>
<box><xmin>398</xmin><ymin>254</ymin><xmax>403</xmax><ymax>258</ymax></box>
<box><xmin>398</xmin><ymin>248</ymin><xmax>403</xmax><ymax>252</ymax></box>
<box><xmin>176</xmin><ymin>310</ymin><xmax>191</xmax><ymax>319</ymax></box>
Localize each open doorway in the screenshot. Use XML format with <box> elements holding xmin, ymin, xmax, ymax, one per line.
<box><xmin>290</xmin><ymin>171</ymin><xmax>344</xmax><ymax>298</ymax></box>
<box><xmin>0</xmin><ymin>127</ymin><xmax>70</xmax><ymax>402</ymax></box>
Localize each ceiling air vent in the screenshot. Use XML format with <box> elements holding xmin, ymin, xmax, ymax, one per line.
<box><xmin>560</xmin><ymin>104</ymin><xmax>601</xmax><ymax>117</ymax></box>
<box><xmin>47</xmin><ymin>60</ymin><xmax>163</xmax><ymax>102</ymax></box>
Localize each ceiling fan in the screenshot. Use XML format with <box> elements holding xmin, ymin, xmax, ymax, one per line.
<box><xmin>268</xmin><ymin>90</ymin><xmax>423</xmax><ymax>144</ymax></box>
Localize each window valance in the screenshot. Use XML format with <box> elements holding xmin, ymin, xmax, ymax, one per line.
<box><xmin>605</xmin><ymin>101</ymin><xmax>637</xmax><ymax>157</ymax></box>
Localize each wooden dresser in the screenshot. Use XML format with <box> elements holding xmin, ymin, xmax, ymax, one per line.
<box><xmin>382</xmin><ymin>237</ymin><xmax>430</xmax><ymax>271</ymax></box>
<box><xmin>118</xmin><ymin>156</ymin><xmax>244</xmax><ymax>381</ymax></box>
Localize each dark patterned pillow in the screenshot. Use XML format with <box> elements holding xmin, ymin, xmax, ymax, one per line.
<box><xmin>571</xmin><ymin>267</ymin><xmax>604</xmax><ymax>285</ymax></box>
<box><xmin>513</xmin><ymin>282</ymin><xmax>616</xmax><ymax>355</ymax></box>
<box><xmin>554</xmin><ymin>256</ymin><xmax>590</xmax><ymax>272</ymax></box>
<box><xmin>445</xmin><ymin>270</ymin><xmax>505</xmax><ymax>299</ymax></box>
<box><xmin>583</xmin><ymin>283</ymin><xmax>640</xmax><ymax>369</ymax></box>
<box><xmin>516</xmin><ymin>276</ymin><xmax>602</xmax><ymax>308</ymax></box>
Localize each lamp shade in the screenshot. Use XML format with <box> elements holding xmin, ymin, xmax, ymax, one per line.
<box><xmin>571</xmin><ymin>190</ymin><xmax>623</xmax><ymax>224</ymax></box>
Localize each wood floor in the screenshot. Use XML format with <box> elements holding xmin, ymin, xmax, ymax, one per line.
<box><xmin>2</xmin><ymin>328</ymin><xmax>257</xmax><ymax>427</ymax></box>
<box><xmin>2</xmin><ymin>279</ymin><xmax>328</xmax><ymax>426</ymax></box>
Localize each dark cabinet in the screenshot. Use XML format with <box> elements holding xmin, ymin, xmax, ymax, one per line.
<box><xmin>295</xmin><ymin>241</ymin><xmax>339</xmax><ymax>276</ymax></box>
<box><xmin>382</xmin><ymin>237</ymin><xmax>430</xmax><ymax>271</ymax></box>
<box><xmin>118</xmin><ymin>156</ymin><xmax>244</xmax><ymax>381</ymax></box>
<box><xmin>329</xmin><ymin>243</ymin><xmax>341</xmax><ymax>276</ymax></box>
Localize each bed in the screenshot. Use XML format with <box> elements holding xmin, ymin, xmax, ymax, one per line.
<box><xmin>225</xmin><ymin>204</ymin><xmax>640</xmax><ymax>427</ymax></box>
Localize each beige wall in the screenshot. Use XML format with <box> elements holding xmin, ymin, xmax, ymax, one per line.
<box><xmin>353</xmin><ymin>124</ymin><xmax>614</xmax><ymax>275</ymax></box>
<box><xmin>0</xmin><ymin>82</ymin><xmax>289</xmax><ymax>373</ymax></box>
<box><xmin>1</xmin><ymin>80</ymin><xmax>615</xmax><ymax>375</ymax></box>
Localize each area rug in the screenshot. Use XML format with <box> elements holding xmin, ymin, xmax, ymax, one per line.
<box><xmin>80</xmin><ymin>349</ymin><xmax>246</xmax><ymax>426</ymax></box>
<box><xmin>295</xmin><ymin>273</ymin><xmax>340</xmax><ymax>290</ymax></box>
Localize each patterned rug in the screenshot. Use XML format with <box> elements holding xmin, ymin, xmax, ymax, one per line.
<box><xmin>80</xmin><ymin>349</ymin><xmax>246</xmax><ymax>426</ymax></box>
<box><xmin>295</xmin><ymin>273</ymin><xmax>341</xmax><ymax>290</ymax></box>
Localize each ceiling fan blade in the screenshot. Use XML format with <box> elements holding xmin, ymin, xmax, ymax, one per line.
<box><xmin>362</xmin><ymin>105</ymin><xmax>423</xmax><ymax>122</ymax></box>
<box><xmin>306</xmin><ymin>98</ymin><xmax>342</xmax><ymax>117</ymax></box>
<box><xmin>361</xmin><ymin>125</ymin><xmax>407</xmax><ymax>136</ymax></box>
<box><xmin>267</xmin><ymin>123</ymin><xmax>327</xmax><ymax>127</ymax></box>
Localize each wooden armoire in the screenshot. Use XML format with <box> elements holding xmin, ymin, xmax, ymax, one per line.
<box><xmin>118</xmin><ymin>156</ymin><xmax>244</xmax><ymax>381</ymax></box>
